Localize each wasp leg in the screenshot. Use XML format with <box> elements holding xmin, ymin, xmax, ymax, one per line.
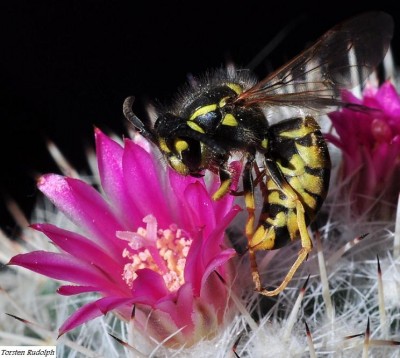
<box><xmin>250</xmin><ymin>159</ymin><xmax>312</xmax><ymax>296</ymax></box>
<box><xmin>242</xmin><ymin>157</ymin><xmax>256</xmax><ymax>240</ymax></box>
<box><xmin>229</xmin><ymin>162</ymin><xmax>263</xmax><ymax>198</ymax></box>
<box><xmin>212</xmin><ymin>167</ymin><xmax>233</xmax><ymax>201</ymax></box>
<box><xmin>253</xmin><ymin>163</ymin><xmax>267</xmax><ymax>196</ymax></box>
<box><xmin>229</xmin><ymin>189</ymin><xmax>245</xmax><ymax>196</ymax></box>
<box><xmin>240</xmin><ymin>158</ymin><xmax>265</xmax><ymax>290</ymax></box>
<box><xmin>255</xmin><ymin>200</ymin><xmax>312</xmax><ymax>296</ymax></box>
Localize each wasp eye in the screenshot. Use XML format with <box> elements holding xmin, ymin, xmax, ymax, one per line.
<box><xmin>154</xmin><ymin>113</ymin><xmax>180</xmax><ymax>136</ymax></box>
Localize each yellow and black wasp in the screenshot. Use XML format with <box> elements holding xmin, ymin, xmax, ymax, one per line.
<box><xmin>123</xmin><ymin>12</ymin><xmax>394</xmax><ymax>296</ymax></box>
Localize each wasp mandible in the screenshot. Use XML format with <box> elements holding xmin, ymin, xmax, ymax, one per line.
<box><xmin>123</xmin><ymin>12</ymin><xmax>394</xmax><ymax>296</ymax></box>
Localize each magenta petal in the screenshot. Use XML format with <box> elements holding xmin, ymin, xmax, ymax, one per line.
<box><xmin>201</xmin><ymin>248</ymin><xmax>236</xmax><ymax>289</ymax></box>
<box><xmin>183</xmin><ymin>230</ymin><xmax>205</xmax><ymax>294</ymax></box>
<box><xmin>122</xmin><ymin>140</ymin><xmax>171</xmax><ymax>226</ymax></box>
<box><xmin>328</xmin><ymin>114</ymin><xmax>349</xmax><ymax>147</ymax></box>
<box><xmin>375</xmin><ymin>81</ymin><xmax>400</xmax><ymax>117</ymax></box>
<box><xmin>168</xmin><ymin>168</ymin><xmax>200</xmax><ymax>228</ymax></box>
<box><xmin>184</xmin><ymin>182</ymin><xmax>216</xmax><ymax>237</ymax></box>
<box><xmin>37</xmin><ymin>174</ymin><xmax>126</xmax><ymax>260</ymax></box>
<box><xmin>341</xmin><ymin>89</ymin><xmax>362</xmax><ymax>105</ymax></box>
<box><xmin>203</xmin><ymin>205</ymin><xmax>241</xmax><ymax>254</ymax></box>
<box><xmin>168</xmin><ymin>166</ymin><xmax>199</xmax><ymax>190</ymax></box>
<box><xmin>95</xmin><ymin>296</ymin><xmax>134</xmax><ymax>314</ymax></box>
<box><xmin>324</xmin><ymin>133</ymin><xmax>345</xmax><ymax>151</ymax></box>
<box><xmin>184</xmin><ymin>206</ymin><xmax>240</xmax><ymax>294</ymax></box>
<box><xmin>372</xmin><ymin>143</ymin><xmax>389</xmax><ymax>177</ymax></box>
<box><xmin>374</xmin><ymin>139</ymin><xmax>400</xmax><ymax>182</ymax></box>
<box><xmin>58</xmin><ymin>285</ymin><xmax>99</xmax><ymax>296</ymax></box>
<box><xmin>197</xmin><ymin>270</ymin><xmax>229</xmax><ymax>320</ymax></box>
<box><xmin>58</xmin><ymin>301</ymin><xmax>103</xmax><ymax>336</ymax></box>
<box><xmin>9</xmin><ymin>252</ymin><xmax>116</xmax><ymax>289</ymax></box>
<box><xmin>357</xmin><ymin>147</ymin><xmax>376</xmax><ymax>196</ymax></box>
<box><xmin>130</xmin><ymin>268</ymin><xmax>170</xmax><ymax>304</ymax></box>
<box><xmin>95</xmin><ymin>129</ymin><xmax>143</xmax><ymax>228</ymax></box>
<box><xmin>155</xmin><ymin>284</ymin><xmax>195</xmax><ymax>330</ymax></box>
<box><xmin>31</xmin><ymin>223</ymin><xmax>124</xmax><ymax>282</ymax></box>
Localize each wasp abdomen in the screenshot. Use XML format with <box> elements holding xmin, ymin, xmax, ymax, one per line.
<box><xmin>251</xmin><ymin>116</ymin><xmax>331</xmax><ymax>250</ymax></box>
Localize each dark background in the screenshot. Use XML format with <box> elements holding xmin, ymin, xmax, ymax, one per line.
<box><xmin>1</xmin><ymin>1</ymin><xmax>399</xmax><ymax>236</ymax></box>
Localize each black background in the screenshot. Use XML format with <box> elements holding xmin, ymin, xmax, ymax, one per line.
<box><xmin>1</xmin><ymin>1</ymin><xmax>399</xmax><ymax>236</ymax></box>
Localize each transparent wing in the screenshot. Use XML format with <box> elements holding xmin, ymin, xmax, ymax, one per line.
<box><xmin>237</xmin><ymin>11</ymin><xmax>394</xmax><ymax>114</ymax></box>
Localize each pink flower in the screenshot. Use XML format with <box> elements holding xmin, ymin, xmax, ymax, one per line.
<box><xmin>327</xmin><ymin>80</ymin><xmax>400</xmax><ymax>218</ymax></box>
<box><xmin>9</xmin><ymin>129</ymin><xmax>241</xmax><ymax>347</ymax></box>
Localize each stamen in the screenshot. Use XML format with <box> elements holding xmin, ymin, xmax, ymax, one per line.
<box><xmin>118</xmin><ymin>215</ymin><xmax>192</xmax><ymax>291</ymax></box>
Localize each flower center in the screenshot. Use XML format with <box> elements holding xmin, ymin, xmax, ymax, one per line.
<box><xmin>117</xmin><ymin>215</ymin><xmax>192</xmax><ymax>292</ymax></box>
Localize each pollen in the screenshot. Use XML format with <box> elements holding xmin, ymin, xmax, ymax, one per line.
<box><xmin>118</xmin><ymin>215</ymin><xmax>192</xmax><ymax>292</ymax></box>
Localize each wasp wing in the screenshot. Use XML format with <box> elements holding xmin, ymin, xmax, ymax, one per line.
<box><xmin>237</xmin><ymin>12</ymin><xmax>394</xmax><ymax>114</ymax></box>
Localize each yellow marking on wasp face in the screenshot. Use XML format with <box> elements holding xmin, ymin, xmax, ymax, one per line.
<box><xmin>219</xmin><ymin>97</ymin><xmax>228</xmax><ymax>107</ymax></box>
<box><xmin>186</xmin><ymin>121</ymin><xmax>205</xmax><ymax>133</ymax></box>
<box><xmin>221</xmin><ymin>113</ymin><xmax>238</xmax><ymax>126</ymax></box>
<box><xmin>189</xmin><ymin>104</ymin><xmax>217</xmax><ymax>121</ymax></box>
<box><xmin>261</xmin><ymin>138</ymin><xmax>268</xmax><ymax>149</ymax></box>
<box><xmin>159</xmin><ymin>138</ymin><xmax>171</xmax><ymax>153</ymax></box>
<box><xmin>295</xmin><ymin>143</ymin><xmax>325</xmax><ymax>168</ymax></box>
<box><xmin>212</xmin><ymin>178</ymin><xmax>231</xmax><ymax>200</ymax></box>
<box><xmin>169</xmin><ymin>156</ymin><xmax>189</xmax><ymax>175</ymax></box>
<box><xmin>227</xmin><ymin>83</ymin><xmax>243</xmax><ymax>95</ymax></box>
<box><xmin>251</xmin><ymin>226</ymin><xmax>275</xmax><ymax>250</ymax></box>
<box><xmin>174</xmin><ymin>139</ymin><xmax>188</xmax><ymax>153</ymax></box>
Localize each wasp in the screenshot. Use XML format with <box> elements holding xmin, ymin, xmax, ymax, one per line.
<box><xmin>123</xmin><ymin>12</ymin><xmax>394</xmax><ymax>296</ymax></box>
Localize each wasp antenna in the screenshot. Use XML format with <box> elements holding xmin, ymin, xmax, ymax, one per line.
<box><xmin>123</xmin><ymin>96</ymin><xmax>156</xmax><ymax>143</ymax></box>
<box><xmin>122</xmin><ymin>96</ymin><xmax>137</xmax><ymax>121</ymax></box>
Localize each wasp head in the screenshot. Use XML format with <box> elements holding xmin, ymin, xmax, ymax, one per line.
<box><xmin>154</xmin><ymin>113</ymin><xmax>203</xmax><ymax>176</ymax></box>
<box><xmin>154</xmin><ymin>112</ymin><xmax>227</xmax><ymax>177</ymax></box>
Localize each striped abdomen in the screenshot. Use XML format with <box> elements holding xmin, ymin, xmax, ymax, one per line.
<box><xmin>250</xmin><ymin>116</ymin><xmax>331</xmax><ymax>251</ymax></box>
